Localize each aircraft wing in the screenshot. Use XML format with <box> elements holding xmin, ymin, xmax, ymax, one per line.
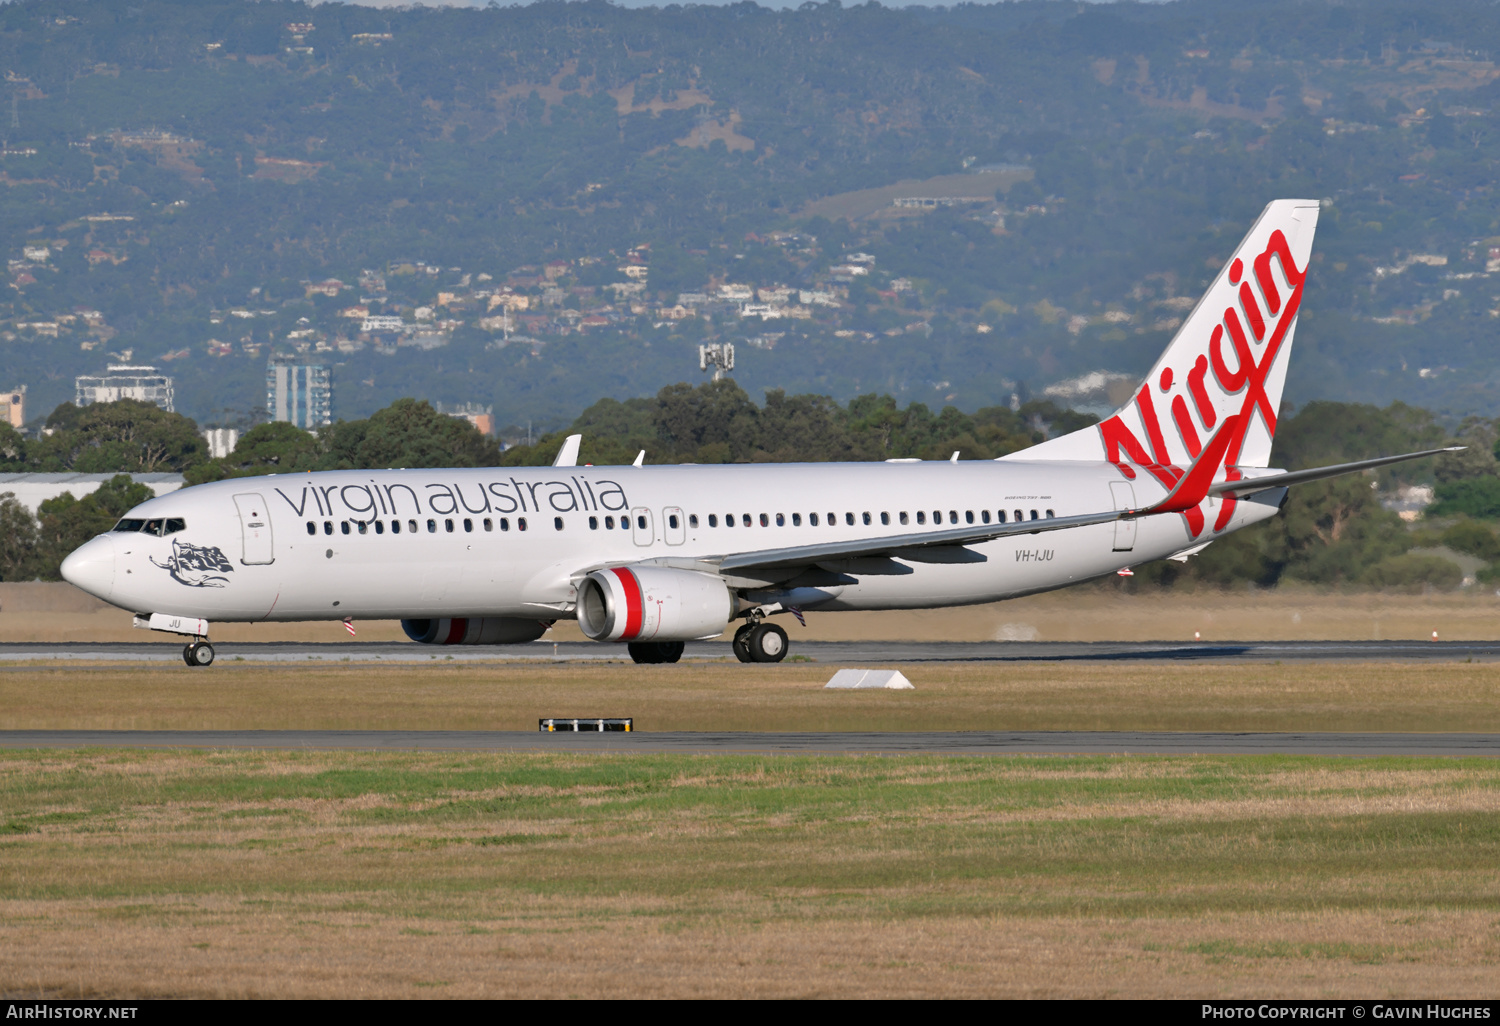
<box><xmin>1209</xmin><ymin>446</ymin><xmax>1463</xmax><ymax>498</ymax></box>
<box><xmin>708</xmin><ymin>415</ymin><xmax>1241</xmax><ymax>576</ymax></box>
<box><xmin>715</xmin><ymin>509</ymin><xmax>1126</xmax><ymax>574</ymax></box>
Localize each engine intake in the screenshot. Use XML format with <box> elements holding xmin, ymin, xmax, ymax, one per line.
<box><xmin>577</xmin><ymin>566</ymin><xmax>733</xmax><ymax>642</ymax></box>
<box><xmin>402</xmin><ymin>617</ymin><xmax>551</xmax><ymax>645</ymax></box>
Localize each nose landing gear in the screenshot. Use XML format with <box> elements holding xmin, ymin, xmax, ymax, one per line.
<box><xmin>733</xmin><ymin>621</ymin><xmax>788</xmax><ymax>663</ymax></box>
<box><xmin>182</xmin><ymin>640</ymin><xmax>215</xmax><ymax>667</ymax></box>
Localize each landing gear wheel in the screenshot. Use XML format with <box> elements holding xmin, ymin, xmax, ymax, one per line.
<box><xmin>747</xmin><ymin>623</ymin><xmax>788</xmax><ymax>663</ymax></box>
<box><xmin>732</xmin><ymin>623</ymin><xmax>755</xmax><ymax>663</ymax></box>
<box><xmin>628</xmin><ymin>641</ymin><xmax>684</xmax><ymax>665</ymax></box>
<box><xmin>185</xmin><ymin>641</ymin><xmax>215</xmax><ymax>667</ymax></box>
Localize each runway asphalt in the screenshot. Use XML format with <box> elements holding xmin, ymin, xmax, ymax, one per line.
<box><xmin>0</xmin><ymin>729</ymin><xmax>1495</xmax><ymax>756</ymax></box>
<box><xmin>4</xmin><ymin>639</ymin><xmax>1500</xmax><ymax>663</ymax></box>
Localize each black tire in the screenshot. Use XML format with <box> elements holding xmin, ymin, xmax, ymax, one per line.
<box><xmin>187</xmin><ymin>641</ymin><xmax>215</xmax><ymax>667</ymax></box>
<box><xmin>732</xmin><ymin>623</ymin><xmax>755</xmax><ymax>663</ymax></box>
<box><xmin>747</xmin><ymin>623</ymin><xmax>789</xmax><ymax>663</ymax></box>
<box><xmin>628</xmin><ymin>641</ymin><xmax>684</xmax><ymax>664</ymax></box>
<box><xmin>181</xmin><ymin>644</ymin><xmax>194</xmax><ymax>667</ymax></box>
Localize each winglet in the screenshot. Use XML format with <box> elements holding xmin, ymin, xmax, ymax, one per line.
<box><xmin>1134</xmin><ymin>414</ymin><xmax>1239</xmax><ymax>516</ymax></box>
<box><xmin>552</xmin><ymin>434</ymin><xmax>582</xmax><ymax>468</ymax></box>
<box><xmin>632</xmin><ymin>450</ymin><xmax>645</xmax><ymax>468</ymax></box>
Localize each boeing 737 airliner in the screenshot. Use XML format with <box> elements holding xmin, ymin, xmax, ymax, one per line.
<box><xmin>60</xmin><ymin>200</ymin><xmax>1456</xmax><ymax>666</ymax></box>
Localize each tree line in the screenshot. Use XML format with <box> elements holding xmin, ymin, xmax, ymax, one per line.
<box><xmin>6</xmin><ymin>385</ymin><xmax>1500</xmax><ymax>591</ymax></box>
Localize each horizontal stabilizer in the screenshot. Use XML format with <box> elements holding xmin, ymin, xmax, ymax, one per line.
<box><xmin>1209</xmin><ymin>446</ymin><xmax>1463</xmax><ymax>498</ymax></box>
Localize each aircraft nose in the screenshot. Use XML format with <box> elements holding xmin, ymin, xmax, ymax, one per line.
<box><xmin>60</xmin><ymin>534</ymin><xmax>116</xmax><ymax>601</ymax></box>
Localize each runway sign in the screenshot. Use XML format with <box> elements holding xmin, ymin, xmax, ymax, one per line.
<box><xmin>540</xmin><ymin>718</ymin><xmax>634</xmax><ymax>732</ymax></box>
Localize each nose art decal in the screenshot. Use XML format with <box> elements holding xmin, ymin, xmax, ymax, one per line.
<box><xmin>150</xmin><ymin>539</ymin><xmax>235</xmax><ymax>588</ymax></box>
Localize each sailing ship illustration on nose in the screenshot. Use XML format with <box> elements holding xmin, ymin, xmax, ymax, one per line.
<box><xmin>150</xmin><ymin>539</ymin><xmax>235</xmax><ymax>588</ymax></box>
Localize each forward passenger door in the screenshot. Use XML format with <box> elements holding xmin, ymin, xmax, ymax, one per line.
<box><xmin>232</xmin><ymin>493</ymin><xmax>275</xmax><ymax>565</ymax></box>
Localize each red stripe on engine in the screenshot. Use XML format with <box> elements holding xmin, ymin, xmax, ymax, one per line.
<box><xmin>444</xmin><ymin>618</ymin><xmax>468</xmax><ymax>645</ymax></box>
<box><xmin>610</xmin><ymin>567</ymin><xmax>643</xmax><ymax>639</ymax></box>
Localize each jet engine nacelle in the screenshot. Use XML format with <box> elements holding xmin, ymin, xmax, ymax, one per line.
<box><xmin>577</xmin><ymin>566</ymin><xmax>733</xmax><ymax>642</ymax></box>
<box><xmin>401</xmin><ymin>617</ymin><xmax>551</xmax><ymax>645</ymax></box>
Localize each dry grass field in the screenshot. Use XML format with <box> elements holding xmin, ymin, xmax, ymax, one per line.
<box><xmin>0</xmin><ymin>749</ymin><xmax>1497</xmax><ymax>998</ymax></box>
<box><xmin>4</xmin><ymin>609</ymin><xmax>1500</xmax><ymax>998</ymax></box>
<box><xmin>1</xmin><ymin>659</ymin><xmax>1499</xmax><ymax>733</ymax></box>
<box><xmin>9</xmin><ymin>581</ymin><xmax>1500</xmax><ymax>646</ymax></box>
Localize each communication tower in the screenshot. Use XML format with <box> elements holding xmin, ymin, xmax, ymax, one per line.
<box><xmin>698</xmin><ymin>341</ymin><xmax>735</xmax><ymax>382</ymax></box>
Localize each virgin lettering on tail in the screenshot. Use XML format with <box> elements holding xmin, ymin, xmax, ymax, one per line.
<box><xmin>1012</xmin><ymin>199</ymin><xmax>1320</xmax><ymax>537</ymax></box>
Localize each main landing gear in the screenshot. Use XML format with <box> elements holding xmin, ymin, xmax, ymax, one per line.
<box><xmin>182</xmin><ymin>640</ymin><xmax>215</xmax><ymax>667</ymax></box>
<box><xmin>628</xmin><ymin>641</ymin><xmax>685</xmax><ymax>664</ymax></box>
<box><xmin>733</xmin><ymin>621</ymin><xmax>788</xmax><ymax>663</ymax></box>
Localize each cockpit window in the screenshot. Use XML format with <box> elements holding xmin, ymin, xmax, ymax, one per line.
<box><xmin>119</xmin><ymin>518</ymin><xmax>186</xmax><ymax>537</ymax></box>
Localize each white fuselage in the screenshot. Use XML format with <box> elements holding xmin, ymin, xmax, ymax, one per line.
<box><xmin>60</xmin><ymin>459</ymin><xmax>1281</xmax><ymax>627</ymax></box>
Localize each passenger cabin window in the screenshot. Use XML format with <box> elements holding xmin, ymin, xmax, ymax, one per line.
<box><xmin>998</xmin><ymin>510</ymin><xmax>1006</xmax><ymax>523</ymax></box>
<box><xmin>708</xmin><ymin>514</ymin><xmax>718</xmax><ymax>527</ymax></box>
<box><xmin>949</xmin><ymin>511</ymin><xmax>958</xmax><ymax>524</ymax></box>
<box><xmin>933</xmin><ymin>510</ymin><xmax>941</xmax><ymax>524</ymax></box>
<box><xmin>324</xmin><ymin>521</ymin><xmax>333</xmax><ymax>535</ymax></box>
<box><xmin>555</xmin><ymin>517</ymin><xmax>564</xmax><ymax>531</ymax></box>
<box><xmin>499</xmin><ymin>518</ymin><xmax>510</xmax><ymax>531</ymax></box>
<box><xmin>810</xmin><ymin>513</ymin><xmax>819</xmax><ymax>526</ymax></box>
<box><xmin>792</xmin><ymin>513</ymin><xmax>802</xmax><ymax>526</ymax></box>
<box><xmin>463</xmin><ymin>518</ymin><xmax>473</xmax><ymax>532</ymax></box>
<box><xmin>1030</xmin><ymin>509</ymin><xmax>1039</xmax><ymax>520</ymax></box>
<box><xmin>484</xmin><ymin>518</ymin><xmax>493</xmax><ymax>531</ymax></box>
<box><xmin>965</xmin><ymin>511</ymin><xmax>974</xmax><ymax>524</ymax></box>
<box><xmin>407</xmin><ymin>519</ymin><xmax>417</xmax><ymax>533</ymax></box>
<box><xmin>981</xmin><ymin>510</ymin><xmax>991</xmax><ymax>524</ymax></box>
<box><xmin>375</xmin><ymin>521</ymin><xmax>384</xmax><ymax>535</ymax></box>
<box><xmin>639</xmin><ymin>515</ymin><xmax>650</xmax><ymax>530</ymax></box>
<box><xmin>589</xmin><ymin>516</ymin><xmax>599</xmax><ymax>530</ymax></box>
<box><xmin>669</xmin><ymin>514</ymin><xmax>680</xmax><ymax>529</ymax></box>
<box><xmin>845</xmin><ymin>512</ymin><xmax>855</xmax><ymax>526</ymax></box>
<box><xmin>916</xmin><ymin>511</ymin><xmax>926</xmax><ymax>525</ymax></box>
<box><xmin>444</xmin><ymin>518</ymin><xmax>454</xmax><ymax>533</ymax></box>
<box><xmin>1046</xmin><ymin>509</ymin><xmax>1056</xmax><ymax>518</ymax></box>
<box><xmin>605</xmin><ymin>516</ymin><xmax>615</xmax><ymax>529</ymax></box>
<box><xmin>760</xmin><ymin>513</ymin><xmax>769</xmax><ymax>527</ymax></box>
<box><xmin>689</xmin><ymin>514</ymin><xmax>699</xmax><ymax>528</ymax></box>
<box><xmin>392</xmin><ymin>520</ymin><xmax>401</xmax><ymax>534</ymax></box>
<box><xmin>427</xmin><ymin>519</ymin><xmax>437</xmax><ymax>533</ymax></box>
<box><xmin>1014</xmin><ymin>509</ymin><xmax>1023</xmax><ymax>523</ymax></box>
<box><xmin>880</xmin><ymin>512</ymin><xmax>889</xmax><ymax>526</ymax></box>
<box><xmin>899</xmin><ymin>512</ymin><xmax>909</xmax><ymax>525</ymax></box>
<box><xmin>775</xmin><ymin>513</ymin><xmax>784</xmax><ymax>527</ymax></box>
<box><xmin>518</xmin><ymin>517</ymin><xmax>528</xmax><ymax>531</ymax></box>
<box><xmin>305</xmin><ymin>521</ymin><xmax>316</xmax><ymax>536</ymax></box>
<box><xmin>341</xmin><ymin>522</ymin><xmax>351</xmax><ymax>535</ymax></box>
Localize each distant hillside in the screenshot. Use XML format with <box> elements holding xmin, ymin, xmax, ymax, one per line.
<box><xmin>4</xmin><ymin>1</ymin><xmax>1500</xmax><ymax>428</ymax></box>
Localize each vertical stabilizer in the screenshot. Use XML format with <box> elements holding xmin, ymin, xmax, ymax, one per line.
<box><xmin>1011</xmin><ymin>199</ymin><xmax>1319</xmax><ymax>470</ymax></box>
